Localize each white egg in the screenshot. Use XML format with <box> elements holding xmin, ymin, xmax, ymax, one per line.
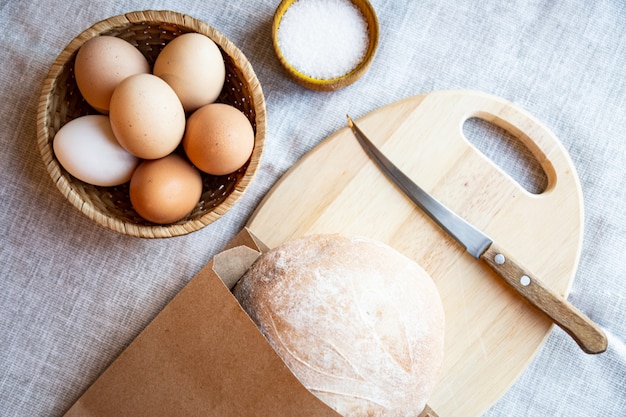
<box><xmin>53</xmin><ymin>115</ymin><xmax>140</xmax><ymax>186</ymax></box>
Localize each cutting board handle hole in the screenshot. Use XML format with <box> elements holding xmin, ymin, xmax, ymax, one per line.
<box><xmin>462</xmin><ymin>117</ymin><xmax>548</xmax><ymax>194</ymax></box>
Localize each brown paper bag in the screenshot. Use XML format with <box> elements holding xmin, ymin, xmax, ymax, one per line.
<box><xmin>63</xmin><ymin>228</ymin><xmax>341</xmax><ymax>417</ymax></box>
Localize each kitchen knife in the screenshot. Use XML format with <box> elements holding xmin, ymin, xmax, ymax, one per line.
<box><xmin>346</xmin><ymin>115</ymin><xmax>607</xmax><ymax>354</ymax></box>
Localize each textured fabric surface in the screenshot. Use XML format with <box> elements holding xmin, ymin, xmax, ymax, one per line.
<box><xmin>1</xmin><ymin>1</ymin><xmax>624</xmax><ymax>416</ymax></box>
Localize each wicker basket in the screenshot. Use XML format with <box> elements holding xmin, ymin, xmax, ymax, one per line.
<box><xmin>37</xmin><ymin>10</ymin><xmax>266</xmax><ymax>238</ymax></box>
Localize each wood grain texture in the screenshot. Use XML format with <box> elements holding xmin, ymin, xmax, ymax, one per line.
<box><xmin>481</xmin><ymin>242</ymin><xmax>606</xmax><ymax>354</ymax></box>
<box><xmin>247</xmin><ymin>90</ymin><xmax>584</xmax><ymax>417</ymax></box>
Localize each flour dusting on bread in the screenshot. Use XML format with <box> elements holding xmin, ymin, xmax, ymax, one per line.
<box><xmin>233</xmin><ymin>234</ymin><xmax>445</xmax><ymax>417</ymax></box>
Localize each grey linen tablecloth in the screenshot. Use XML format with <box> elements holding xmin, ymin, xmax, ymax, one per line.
<box><xmin>1</xmin><ymin>0</ymin><xmax>625</xmax><ymax>416</ymax></box>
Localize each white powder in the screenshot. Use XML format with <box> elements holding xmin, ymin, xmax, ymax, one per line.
<box><xmin>277</xmin><ymin>0</ymin><xmax>369</xmax><ymax>80</ymax></box>
<box><xmin>233</xmin><ymin>234</ymin><xmax>445</xmax><ymax>417</ymax></box>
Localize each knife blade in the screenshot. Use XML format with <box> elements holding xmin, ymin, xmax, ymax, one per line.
<box><xmin>346</xmin><ymin>115</ymin><xmax>607</xmax><ymax>354</ymax></box>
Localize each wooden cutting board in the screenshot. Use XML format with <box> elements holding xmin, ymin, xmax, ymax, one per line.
<box><xmin>246</xmin><ymin>90</ymin><xmax>584</xmax><ymax>417</ymax></box>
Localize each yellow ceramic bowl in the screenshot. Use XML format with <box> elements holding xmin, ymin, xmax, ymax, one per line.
<box><xmin>271</xmin><ymin>0</ymin><xmax>379</xmax><ymax>91</ymax></box>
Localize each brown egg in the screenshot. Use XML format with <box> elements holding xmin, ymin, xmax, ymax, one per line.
<box><xmin>129</xmin><ymin>154</ymin><xmax>203</xmax><ymax>224</ymax></box>
<box><xmin>182</xmin><ymin>103</ymin><xmax>254</xmax><ymax>176</ymax></box>
<box><xmin>74</xmin><ymin>36</ymin><xmax>150</xmax><ymax>114</ymax></box>
<box><xmin>153</xmin><ymin>33</ymin><xmax>226</xmax><ymax>112</ymax></box>
<box><xmin>109</xmin><ymin>74</ymin><xmax>186</xmax><ymax>160</ymax></box>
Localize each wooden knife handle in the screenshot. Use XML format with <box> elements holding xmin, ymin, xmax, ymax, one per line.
<box><xmin>481</xmin><ymin>242</ymin><xmax>607</xmax><ymax>354</ymax></box>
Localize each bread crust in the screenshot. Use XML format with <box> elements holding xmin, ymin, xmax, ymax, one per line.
<box><xmin>233</xmin><ymin>234</ymin><xmax>445</xmax><ymax>417</ymax></box>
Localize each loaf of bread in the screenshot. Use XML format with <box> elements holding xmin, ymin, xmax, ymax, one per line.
<box><xmin>233</xmin><ymin>234</ymin><xmax>445</xmax><ymax>417</ymax></box>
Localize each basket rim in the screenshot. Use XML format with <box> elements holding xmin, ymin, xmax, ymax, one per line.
<box><xmin>36</xmin><ymin>10</ymin><xmax>267</xmax><ymax>238</ymax></box>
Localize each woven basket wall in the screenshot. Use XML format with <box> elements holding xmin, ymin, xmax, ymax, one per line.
<box><xmin>37</xmin><ymin>10</ymin><xmax>266</xmax><ymax>238</ymax></box>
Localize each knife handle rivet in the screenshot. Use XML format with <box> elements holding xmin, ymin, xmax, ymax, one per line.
<box><xmin>494</xmin><ymin>253</ymin><xmax>506</xmax><ymax>265</ymax></box>
<box><xmin>520</xmin><ymin>275</ymin><xmax>531</xmax><ymax>286</ymax></box>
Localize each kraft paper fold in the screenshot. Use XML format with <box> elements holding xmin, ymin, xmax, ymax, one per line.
<box><xmin>62</xmin><ymin>228</ymin><xmax>341</xmax><ymax>417</ymax></box>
